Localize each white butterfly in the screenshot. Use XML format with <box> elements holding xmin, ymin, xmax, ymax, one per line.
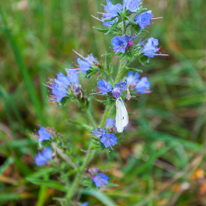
<box><xmin>116</xmin><ymin>97</ymin><xmax>128</xmax><ymax>133</ymax></box>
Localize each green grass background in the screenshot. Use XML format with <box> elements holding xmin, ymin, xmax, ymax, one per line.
<box><xmin>0</xmin><ymin>0</ymin><xmax>206</xmax><ymax>205</ymax></box>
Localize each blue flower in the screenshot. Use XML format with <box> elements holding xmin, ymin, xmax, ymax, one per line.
<box><xmin>106</xmin><ymin>118</ymin><xmax>115</xmax><ymax>129</ymax></box>
<box><xmin>112</xmin><ymin>35</ymin><xmax>136</xmax><ymax>53</ymax></box>
<box><xmin>54</xmin><ymin>72</ymin><xmax>70</xmax><ymax>88</ymax></box>
<box><xmin>101</xmin><ymin>0</ymin><xmax>123</xmax><ymax>27</ymax></box>
<box><xmin>93</xmin><ymin>173</ymin><xmax>109</xmax><ymax>187</ymax></box>
<box><xmin>124</xmin><ymin>0</ymin><xmax>141</xmax><ymax>12</ymax></box>
<box><xmin>35</xmin><ymin>147</ymin><xmax>53</xmax><ymax>166</ymax></box>
<box><xmin>79</xmin><ymin>203</ymin><xmax>88</xmax><ymax>206</ymax></box>
<box><xmin>92</xmin><ymin>127</ymin><xmax>106</xmax><ymax>138</ymax></box>
<box><xmin>112</xmin><ymin>81</ymin><xmax>127</xmax><ymax>98</ymax></box>
<box><xmin>142</xmin><ymin>37</ymin><xmax>159</xmax><ymax>58</ymax></box>
<box><xmin>135</xmin><ymin>77</ymin><xmax>150</xmax><ymax>94</ymax></box>
<box><xmin>66</xmin><ymin>69</ymin><xmax>79</xmax><ymax>86</ymax></box>
<box><xmin>100</xmin><ymin>133</ymin><xmax>118</xmax><ymax>148</ymax></box>
<box><xmin>97</xmin><ymin>80</ymin><xmax>113</xmax><ymax>94</ymax></box>
<box><xmin>126</xmin><ymin>72</ymin><xmax>150</xmax><ymax>93</ymax></box>
<box><xmin>37</xmin><ymin>126</ymin><xmax>52</xmax><ymax>142</ymax></box>
<box><xmin>126</xmin><ymin>71</ymin><xmax>140</xmax><ymax>86</ymax></box>
<box><xmin>112</xmin><ymin>36</ymin><xmax>127</xmax><ymax>53</ymax></box>
<box><xmin>46</xmin><ymin>70</ymin><xmax>79</xmax><ymax>103</ymax></box>
<box><xmin>74</xmin><ymin>54</ymin><xmax>99</xmax><ymax>74</ymax></box>
<box><xmin>116</xmin><ymin>81</ymin><xmax>127</xmax><ymax>91</ymax></box>
<box><xmin>135</xmin><ymin>10</ymin><xmax>153</xmax><ymax>29</ymax></box>
<box><xmin>51</xmin><ymin>84</ymin><xmax>68</xmax><ymax>103</ymax></box>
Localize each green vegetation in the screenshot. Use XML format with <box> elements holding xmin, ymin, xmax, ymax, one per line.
<box><xmin>0</xmin><ymin>0</ymin><xmax>205</xmax><ymax>205</ymax></box>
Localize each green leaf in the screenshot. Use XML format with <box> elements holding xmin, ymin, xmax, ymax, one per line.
<box><xmin>81</xmin><ymin>189</ymin><xmax>117</xmax><ymax>206</ymax></box>
<box><xmin>68</xmin><ymin>119</ymin><xmax>93</xmax><ymax>130</ymax></box>
<box><xmin>26</xmin><ymin>178</ymin><xmax>67</xmax><ymax>192</ymax></box>
<box><xmin>105</xmin><ymin>21</ymin><xmax>120</xmax><ymax>35</ymax></box>
<box><xmin>93</xmin><ymin>27</ymin><xmax>109</xmax><ymax>33</ymax></box>
<box><xmin>125</xmin><ymin>67</ymin><xmax>143</xmax><ymax>73</ymax></box>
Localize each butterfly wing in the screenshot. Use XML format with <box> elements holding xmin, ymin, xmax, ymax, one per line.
<box><xmin>116</xmin><ymin>97</ymin><xmax>124</xmax><ymax>133</ymax></box>
<box><xmin>116</xmin><ymin>97</ymin><xmax>128</xmax><ymax>133</ymax></box>
<box><xmin>120</xmin><ymin>99</ymin><xmax>128</xmax><ymax>128</ymax></box>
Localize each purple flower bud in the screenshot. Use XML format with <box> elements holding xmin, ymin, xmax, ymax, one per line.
<box><xmin>35</xmin><ymin>147</ymin><xmax>53</xmax><ymax>166</ymax></box>
<box><xmin>101</xmin><ymin>0</ymin><xmax>123</xmax><ymax>27</ymax></box>
<box><xmin>135</xmin><ymin>77</ymin><xmax>150</xmax><ymax>94</ymax></box>
<box><xmin>93</xmin><ymin>173</ymin><xmax>109</xmax><ymax>187</ymax></box>
<box><xmin>126</xmin><ymin>71</ymin><xmax>140</xmax><ymax>87</ymax></box>
<box><xmin>112</xmin><ymin>36</ymin><xmax>128</xmax><ymax>53</ymax></box>
<box><xmin>92</xmin><ymin>127</ymin><xmax>106</xmax><ymax>138</ymax></box>
<box><xmin>100</xmin><ymin>133</ymin><xmax>118</xmax><ymax>148</ymax></box>
<box><xmin>142</xmin><ymin>37</ymin><xmax>159</xmax><ymax>58</ymax></box>
<box><xmin>37</xmin><ymin>126</ymin><xmax>52</xmax><ymax>142</ymax></box>
<box><xmin>112</xmin><ymin>87</ymin><xmax>121</xmax><ymax>98</ymax></box>
<box><xmin>135</xmin><ymin>10</ymin><xmax>153</xmax><ymax>29</ymax></box>
<box><xmin>97</xmin><ymin>80</ymin><xmax>113</xmax><ymax>94</ymax></box>
<box><xmin>124</xmin><ymin>0</ymin><xmax>141</xmax><ymax>12</ymax></box>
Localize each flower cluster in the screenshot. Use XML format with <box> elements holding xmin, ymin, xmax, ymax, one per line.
<box><xmin>30</xmin><ymin>0</ymin><xmax>167</xmax><ymax>203</ymax></box>
<box><xmin>126</xmin><ymin>71</ymin><xmax>150</xmax><ymax>94</ymax></box>
<box><xmin>92</xmin><ymin>127</ymin><xmax>118</xmax><ymax>148</ymax></box>
<box><xmin>32</xmin><ymin>126</ymin><xmax>53</xmax><ymax>166</ymax></box>
<box><xmin>35</xmin><ymin>146</ymin><xmax>53</xmax><ymax>166</ymax></box>
<box><xmin>96</xmin><ymin>79</ymin><xmax>127</xmax><ymax>98</ymax></box>
<box><xmin>112</xmin><ymin>35</ymin><xmax>136</xmax><ymax>53</ymax></box>
<box><xmin>46</xmin><ymin>69</ymin><xmax>79</xmax><ymax>104</ymax></box>
<box><xmin>72</xmin><ymin>51</ymin><xmax>100</xmax><ymax>74</ymax></box>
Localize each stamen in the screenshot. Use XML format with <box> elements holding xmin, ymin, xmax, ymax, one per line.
<box><xmin>152</xmin><ymin>17</ymin><xmax>163</xmax><ymax>20</ymax></box>
<box><xmin>91</xmin><ymin>15</ymin><xmax>102</xmax><ymax>22</ymax></box>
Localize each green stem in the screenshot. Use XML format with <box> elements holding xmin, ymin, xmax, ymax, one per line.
<box><xmin>86</xmin><ymin>110</ymin><xmax>96</xmax><ymax>129</ymax></box>
<box><xmin>66</xmin><ymin>143</ymin><xmax>95</xmax><ymax>201</ymax></box>
<box><xmin>66</xmin><ymin>109</ymin><xmax>96</xmax><ymax>201</ymax></box>
<box><xmin>115</xmin><ymin>57</ymin><xmax>125</xmax><ymax>83</ymax></box>
<box><xmin>66</xmin><ymin>5</ymin><xmax>127</xmax><ymax>200</ymax></box>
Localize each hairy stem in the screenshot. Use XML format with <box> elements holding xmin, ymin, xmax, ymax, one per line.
<box><xmin>115</xmin><ymin>57</ymin><xmax>125</xmax><ymax>83</ymax></box>
<box><xmin>86</xmin><ymin>109</ymin><xmax>96</xmax><ymax>129</ymax></box>
<box><xmin>66</xmin><ymin>109</ymin><xmax>96</xmax><ymax>201</ymax></box>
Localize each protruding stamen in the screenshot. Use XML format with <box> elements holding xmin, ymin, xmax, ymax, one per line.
<box><xmin>72</xmin><ymin>49</ymin><xmax>85</xmax><ymax>59</ymax></box>
<box><xmin>91</xmin><ymin>15</ymin><xmax>102</xmax><ymax>22</ymax></box>
<box><xmin>152</xmin><ymin>17</ymin><xmax>163</xmax><ymax>20</ymax></box>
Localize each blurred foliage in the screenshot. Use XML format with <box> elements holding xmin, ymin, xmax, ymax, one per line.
<box><xmin>0</xmin><ymin>0</ymin><xmax>206</xmax><ymax>205</ymax></box>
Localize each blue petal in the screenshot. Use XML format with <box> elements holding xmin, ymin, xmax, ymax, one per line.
<box><xmin>38</xmin><ymin>126</ymin><xmax>52</xmax><ymax>142</ymax></box>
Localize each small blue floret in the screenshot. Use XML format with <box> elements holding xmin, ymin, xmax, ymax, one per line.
<box><xmin>97</xmin><ymin>80</ymin><xmax>113</xmax><ymax>94</ymax></box>
<box><xmin>135</xmin><ymin>77</ymin><xmax>150</xmax><ymax>94</ymax></box>
<box><xmin>100</xmin><ymin>133</ymin><xmax>118</xmax><ymax>148</ymax></box>
<box><xmin>135</xmin><ymin>10</ymin><xmax>153</xmax><ymax>29</ymax></box>
<box><xmin>38</xmin><ymin>126</ymin><xmax>52</xmax><ymax>142</ymax></box>
<box><xmin>124</xmin><ymin>0</ymin><xmax>141</xmax><ymax>12</ymax></box>
<box><xmin>142</xmin><ymin>37</ymin><xmax>159</xmax><ymax>58</ymax></box>
<box><xmin>93</xmin><ymin>173</ymin><xmax>109</xmax><ymax>187</ymax></box>
<box><xmin>35</xmin><ymin>146</ymin><xmax>53</xmax><ymax>166</ymax></box>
